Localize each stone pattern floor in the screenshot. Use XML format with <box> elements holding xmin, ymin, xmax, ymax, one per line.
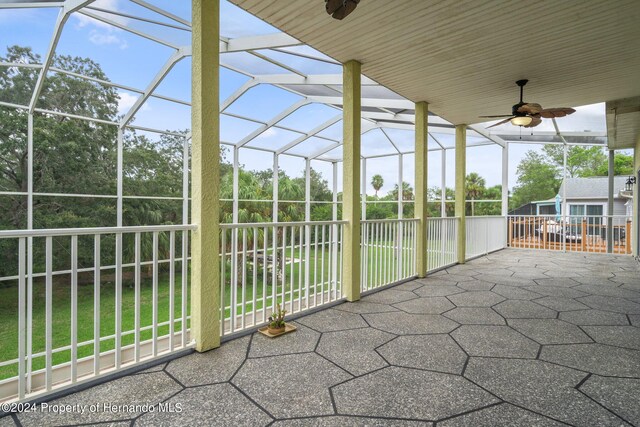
<box><xmin>4</xmin><ymin>249</ymin><xmax>640</xmax><ymax>426</ymax></box>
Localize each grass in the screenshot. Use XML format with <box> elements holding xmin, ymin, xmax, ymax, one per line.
<box><xmin>0</xmin><ymin>237</ymin><xmax>455</xmax><ymax>381</ymax></box>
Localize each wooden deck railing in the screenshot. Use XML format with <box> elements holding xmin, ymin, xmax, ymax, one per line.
<box><xmin>507</xmin><ymin>215</ymin><xmax>632</xmax><ymax>255</ymax></box>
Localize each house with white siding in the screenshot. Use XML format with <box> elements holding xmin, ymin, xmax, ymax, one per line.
<box><xmin>534</xmin><ymin>176</ymin><xmax>633</xmax><ymax>217</ymax></box>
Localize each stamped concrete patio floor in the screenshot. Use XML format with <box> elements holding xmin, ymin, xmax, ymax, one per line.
<box><xmin>5</xmin><ymin>249</ymin><xmax>640</xmax><ymax>426</ymax></box>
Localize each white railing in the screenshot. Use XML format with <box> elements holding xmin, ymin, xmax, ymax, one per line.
<box><xmin>507</xmin><ymin>215</ymin><xmax>632</xmax><ymax>255</ymax></box>
<box><xmin>220</xmin><ymin>220</ymin><xmax>345</xmax><ymax>336</ymax></box>
<box><xmin>427</xmin><ymin>217</ymin><xmax>459</xmax><ymax>271</ymax></box>
<box><xmin>361</xmin><ymin>219</ymin><xmax>418</xmax><ymax>291</ymax></box>
<box><xmin>466</xmin><ymin>216</ymin><xmax>508</xmax><ymax>259</ymax></box>
<box><xmin>0</xmin><ymin>224</ymin><xmax>195</xmax><ymax>403</ymax></box>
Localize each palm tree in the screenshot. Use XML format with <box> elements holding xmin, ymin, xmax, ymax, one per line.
<box><xmin>371</xmin><ymin>174</ymin><xmax>384</xmax><ymax>197</ymax></box>
<box><xmin>465</xmin><ymin>172</ymin><xmax>486</xmax><ymax>216</ymax></box>
<box><xmin>390</xmin><ymin>182</ymin><xmax>414</xmax><ymax>201</ymax></box>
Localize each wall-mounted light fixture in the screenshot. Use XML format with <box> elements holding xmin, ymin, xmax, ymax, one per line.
<box><xmin>625</xmin><ymin>176</ymin><xmax>637</xmax><ymax>192</ymax></box>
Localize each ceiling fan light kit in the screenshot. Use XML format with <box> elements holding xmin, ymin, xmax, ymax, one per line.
<box><xmin>480</xmin><ymin>79</ymin><xmax>576</xmax><ymax>128</ymax></box>
<box><xmin>510</xmin><ymin>116</ymin><xmax>533</xmax><ymax>126</ymax></box>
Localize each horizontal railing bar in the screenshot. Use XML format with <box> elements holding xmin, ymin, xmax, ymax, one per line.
<box><xmin>0</xmin><ymin>316</ymin><xmax>193</xmax><ymax>367</ymax></box>
<box><xmin>0</xmin><ymin>224</ymin><xmax>196</xmax><ymax>239</ymax></box>
<box><xmin>220</xmin><ymin>220</ymin><xmax>347</xmax><ymax>229</ymax></box>
<box><xmin>0</xmin><ymin>256</ymin><xmax>191</xmax><ymax>283</ymax></box>
<box><xmin>361</xmin><ymin>218</ymin><xmax>420</xmax><ymax>223</ymax></box>
<box><xmin>507</xmin><ymin>215</ymin><xmax>631</xmax><ymax>218</ymax></box>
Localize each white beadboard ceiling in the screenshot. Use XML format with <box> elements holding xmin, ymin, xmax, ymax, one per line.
<box><xmin>230</xmin><ymin>0</ymin><xmax>640</xmax><ymax>134</ymax></box>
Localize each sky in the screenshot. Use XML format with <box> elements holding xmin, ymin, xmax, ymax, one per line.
<box><xmin>0</xmin><ymin>0</ymin><xmax>614</xmax><ymax>199</ymax></box>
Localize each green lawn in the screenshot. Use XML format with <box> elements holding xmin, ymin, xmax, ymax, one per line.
<box><xmin>0</xmin><ymin>237</ymin><xmax>454</xmax><ymax>380</ymax></box>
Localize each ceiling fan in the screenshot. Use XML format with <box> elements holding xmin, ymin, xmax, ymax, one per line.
<box><xmin>480</xmin><ymin>80</ymin><xmax>576</xmax><ymax>128</ymax></box>
<box><xmin>325</xmin><ymin>0</ymin><xmax>360</xmax><ymax>20</ymax></box>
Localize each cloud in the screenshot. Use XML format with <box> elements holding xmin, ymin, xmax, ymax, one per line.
<box><xmin>71</xmin><ymin>0</ymin><xmax>129</xmax><ymax>49</ymax></box>
<box><xmin>118</xmin><ymin>92</ymin><xmax>151</xmax><ymax>114</ymax></box>
<box><xmin>261</xmin><ymin>127</ymin><xmax>279</xmax><ymax>138</ymax></box>
<box><xmin>88</xmin><ymin>29</ymin><xmax>128</xmax><ymax>49</ymax></box>
<box><xmin>74</xmin><ymin>0</ymin><xmax>126</xmax><ymax>28</ymax></box>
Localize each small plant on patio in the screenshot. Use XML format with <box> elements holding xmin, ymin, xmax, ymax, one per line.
<box><xmin>267</xmin><ymin>304</ymin><xmax>287</xmax><ymax>334</ymax></box>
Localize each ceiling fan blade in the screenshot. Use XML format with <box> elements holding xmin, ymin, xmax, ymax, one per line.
<box><xmin>539</xmin><ymin>107</ymin><xmax>576</xmax><ymax>119</ymax></box>
<box><xmin>486</xmin><ymin>117</ymin><xmax>515</xmax><ymax>128</ymax></box>
<box><xmin>517</xmin><ymin>102</ymin><xmax>543</xmax><ymax>115</ymax></box>
<box><xmin>524</xmin><ymin>116</ymin><xmax>542</xmax><ymax>128</ymax></box>
<box><xmin>479</xmin><ymin>115</ymin><xmax>513</xmax><ymax>118</ymax></box>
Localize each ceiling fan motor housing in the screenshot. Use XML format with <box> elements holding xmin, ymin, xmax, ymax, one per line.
<box><xmin>512</xmin><ymin>102</ymin><xmax>527</xmax><ymax>116</ymax></box>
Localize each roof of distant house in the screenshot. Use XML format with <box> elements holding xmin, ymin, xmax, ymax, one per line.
<box><xmin>533</xmin><ymin>176</ymin><xmax>627</xmax><ymax>203</ymax></box>
<box><xmin>534</xmin><ymin>176</ymin><xmax>629</xmax><ymax>204</ymax></box>
<box><xmin>559</xmin><ymin>176</ymin><xmax>628</xmax><ymax>199</ymax></box>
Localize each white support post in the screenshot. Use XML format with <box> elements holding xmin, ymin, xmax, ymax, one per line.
<box><xmin>361</xmin><ymin>158</ymin><xmax>367</xmax><ymax>221</ymax></box>
<box><xmin>117</xmin><ymin>128</ymin><xmax>123</xmax><ymax>226</ymax></box>
<box><xmin>273</xmin><ymin>153</ymin><xmax>279</xmax><ymax>222</ymax></box>
<box><xmin>332</xmin><ymin>162</ymin><xmax>338</xmax><ymax>221</ymax></box>
<box><xmin>233</xmin><ymin>146</ymin><xmax>239</xmax><ymax>223</ymax></box>
<box><xmin>305</xmin><ymin>159</ymin><xmax>311</xmax><ymax>222</ymax></box>
<box><xmin>398</xmin><ymin>154</ymin><xmax>403</xmax><ymax>220</ymax></box>
<box><xmin>332</xmin><ymin>160</ymin><xmax>339</xmax><ymax>299</ymax></box>
<box><xmin>26</xmin><ymin>113</ymin><xmax>33</xmax><ymax>392</ymax></box>
<box><xmin>304</xmin><ymin>159</ymin><xmax>311</xmax><ymax>309</ymax></box>
<box><xmin>397</xmin><ymin>153</ymin><xmax>403</xmax><ymax>279</ymax></box>
<box><xmin>502</xmin><ymin>142</ymin><xmax>509</xmax><ymax>217</ymax></box>
<box><xmin>562</xmin><ymin>143</ymin><xmax>567</xmax><ymax>252</ymax></box>
<box><xmin>441</xmin><ymin>149</ymin><xmax>447</xmax><ymax>217</ymax></box>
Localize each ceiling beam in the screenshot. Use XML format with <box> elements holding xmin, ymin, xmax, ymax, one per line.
<box><xmin>276</xmin><ymin>115</ymin><xmax>341</xmax><ymax>154</ymax></box>
<box><xmin>120</xmin><ymin>47</ymin><xmax>190</xmax><ymax>127</ymax></box>
<box><xmin>221</xmin><ymin>33</ymin><xmax>301</xmax><ymax>52</ymax></box>
<box><xmin>235</xmin><ymin>99</ymin><xmax>310</xmax><ymax>147</ymax></box>
<box><xmin>29</xmin><ymin>0</ymin><xmax>95</xmax><ymax>113</ymax></box>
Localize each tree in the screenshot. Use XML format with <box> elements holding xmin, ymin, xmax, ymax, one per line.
<box><xmin>389</xmin><ymin>181</ymin><xmax>414</xmax><ymax>201</ymax></box>
<box><xmin>542</xmin><ymin>145</ymin><xmax>607</xmax><ymax>178</ymax></box>
<box><xmin>511</xmin><ymin>151</ymin><xmax>561</xmax><ymax>209</ymax></box>
<box><xmin>465</xmin><ymin>172</ymin><xmax>486</xmax><ymax>216</ymax></box>
<box><xmin>595</xmin><ymin>153</ymin><xmax>635</xmax><ymax>176</ymax></box>
<box><xmin>0</xmin><ymin>46</ymin><xmax>191</xmax><ymax>275</ymax></box>
<box><xmin>371</xmin><ymin>174</ymin><xmax>384</xmax><ymax>197</ymax></box>
<box><xmin>0</xmin><ymin>46</ymin><xmax>119</xmax><ymax>232</ymax></box>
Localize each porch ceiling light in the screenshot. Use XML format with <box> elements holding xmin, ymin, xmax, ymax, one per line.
<box><xmin>510</xmin><ymin>116</ymin><xmax>533</xmax><ymax>127</ymax></box>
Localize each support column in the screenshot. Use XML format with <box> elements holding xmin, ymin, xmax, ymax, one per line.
<box><xmin>342</xmin><ymin>60</ymin><xmax>361</xmax><ymax>302</ymax></box>
<box><xmin>361</xmin><ymin>158</ymin><xmax>367</xmax><ymax>220</ymax></box>
<box><xmin>607</xmin><ymin>150</ymin><xmax>614</xmax><ymax>253</ymax></box>
<box><xmin>191</xmin><ymin>0</ymin><xmax>220</xmax><ymax>352</ymax></box>
<box><xmin>455</xmin><ymin>124</ymin><xmax>467</xmax><ymax>264</ymax></box>
<box><xmin>415</xmin><ymin>102</ymin><xmax>428</xmax><ymax>277</ymax></box>
<box><xmin>332</xmin><ymin>162</ymin><xmax>338</xmax><ymax>221</ymax></box>
<box><xmin>562</xmin><ymin>143</ymin><xmax>568</xmax><ymax>252</ymax></box>
<box><xmin>305</xmin><ymin>159</ymin><xmax>311</xmax><ymax>221</ymax></box>
<box><xmin>397</xmin><ymin>153</ymin><xmax>404</xmax><ymax>278</ymax></box>
<box><xmin>232</xmin><ymin>146</ymin><xmax>239</xmax><ymax>223</ymax></box>
<box><xmin>273</xmin><ymin>153</ymin><xmax>279</xmax><ymax>222</ymax></box>
<box><xmin>501</xmin><ymin>142</ymin><xmax>509</xmax><ymax>216</ymax></box>
<box><xmin>502</xmin><ymin>142</ymin><xmax>509</xmax><ymax>248</ymax></box>
<box><xmin>441</xmin><ymin>149</ymin><xmax>446</xmax><ymax>217</ymax></box>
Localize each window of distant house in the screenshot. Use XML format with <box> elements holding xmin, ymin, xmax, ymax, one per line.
<box><xmin>537</xmin><ymin>205</ymin><xmax>556</xmax><ymax>215</ymax></box>
<box><xmin>568</xmin><ymin>204</ymin><xmax>604</xmax><ymax>217</ymax></box>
